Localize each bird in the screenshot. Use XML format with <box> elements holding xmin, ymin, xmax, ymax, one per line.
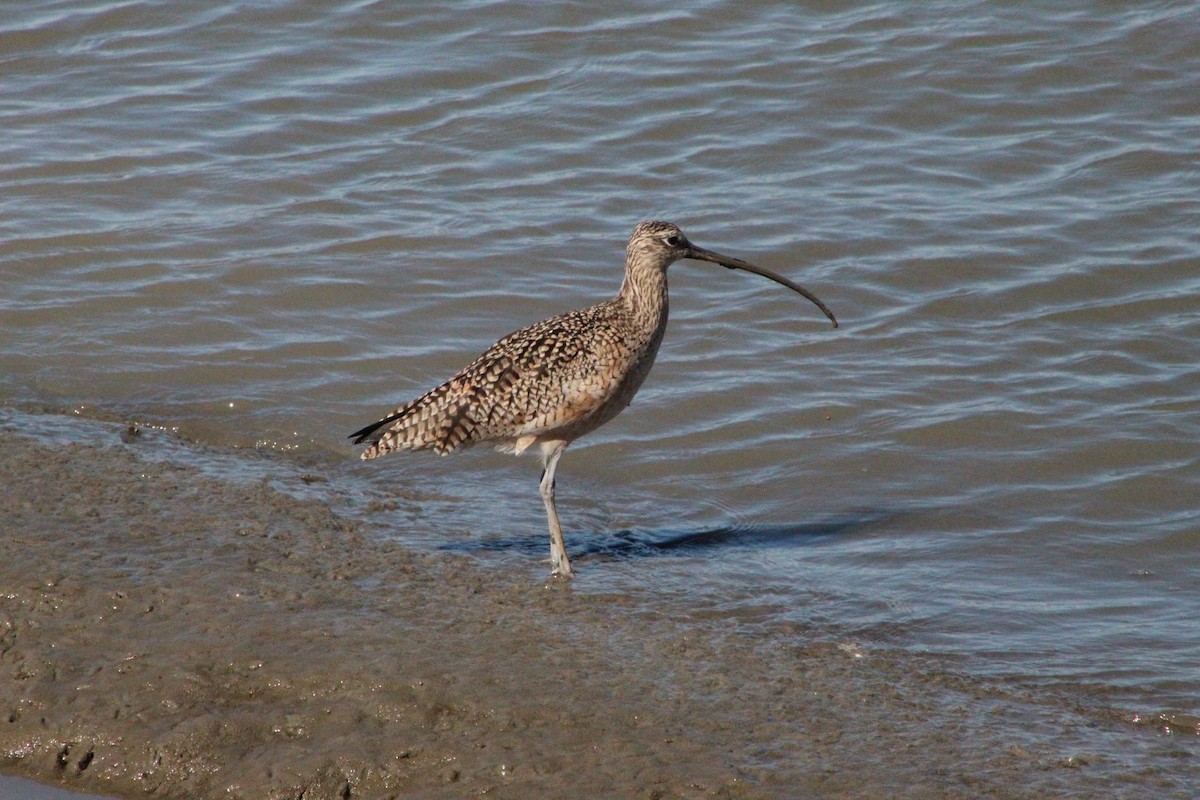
<box><xmin>350</xmin><ymin>221</ymin><xmax>838</xmax><ymax>577</ymax></box>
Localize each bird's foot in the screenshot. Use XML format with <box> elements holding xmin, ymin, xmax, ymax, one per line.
<box><xmin>548</xmin><ymin>553</ymin><xmax>574</xmax><ymax>579</ymax></box>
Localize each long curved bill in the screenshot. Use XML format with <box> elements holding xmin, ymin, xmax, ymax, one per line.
<box><xmin>686</xmin><ymin>245</ymin><xmax>839</xmax><ymax>328</ymax></box>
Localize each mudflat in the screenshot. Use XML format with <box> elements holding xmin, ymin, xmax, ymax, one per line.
<box><xmin>0</xmin><ymin>423</ymin><xmax>1120</xmax><ymax>799</ymax></box>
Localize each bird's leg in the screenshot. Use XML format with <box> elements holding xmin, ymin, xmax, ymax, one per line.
<box><xmin>539</xmin><ymin>443</ymin><xmax>573</xmax><ymax>577</ymax></box>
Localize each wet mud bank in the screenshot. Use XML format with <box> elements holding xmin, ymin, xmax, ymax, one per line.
<box><xmin>0</xmin><ymin>417</ymin><xmax>1182</xmax><ymax>799</ymax></box>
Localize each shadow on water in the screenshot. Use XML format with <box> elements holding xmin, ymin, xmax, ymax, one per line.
<box><xmin>443</xmin><ymin>508</ymin><xmax>896</xmax><ymax>563</ymax></box>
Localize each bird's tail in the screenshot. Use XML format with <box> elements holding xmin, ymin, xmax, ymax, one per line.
<box><xmin>347</xmin><ymin>409</ymin><xmax>407</xmax><ymax>454</ymax></box>
<box><xmin>349</xmin><ymin>381</ymin><xmax>479</xmax><ymax>459</ymax></box>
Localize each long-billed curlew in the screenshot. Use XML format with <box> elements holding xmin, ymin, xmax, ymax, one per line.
<box><xmin>350</xmin><ymin>221</ymin><xmax>837</xmax><ymax>577</ymax></box>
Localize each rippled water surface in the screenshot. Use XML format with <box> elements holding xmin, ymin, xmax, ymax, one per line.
<box><xmin>3</xmin><ymin>0</ymin><xmax>1199</xmax><ymax>785</ymax></box>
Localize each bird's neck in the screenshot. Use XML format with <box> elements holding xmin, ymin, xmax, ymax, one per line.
<box><xmin>617</xmin><ymin>261</ymin><xmax>669</xmax><ymax>329</ymax></box>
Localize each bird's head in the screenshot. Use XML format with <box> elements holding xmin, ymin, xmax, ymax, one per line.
<box><xmin>625</xmin><ymin>220</ymin><xmax>839</xmax><ymax>327</ymax></box>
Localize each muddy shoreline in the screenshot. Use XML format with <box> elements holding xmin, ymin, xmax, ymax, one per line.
<box><xmin>0</xmin><ymin>416</ymin><xmax>1177</xmax><ymax>799</ymax></box>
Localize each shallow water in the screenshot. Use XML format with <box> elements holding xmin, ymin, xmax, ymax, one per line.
<box><xmin>0</xmin><ymin>774</ymin><xmax>107</xmax><ymax>800</ymax></box>
<box><xmin>2</xmin><ymin>0</ymin><xmax>1198</xmax><ymax>788</ymax></box>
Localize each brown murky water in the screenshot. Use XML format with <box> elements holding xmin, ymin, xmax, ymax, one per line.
<box><xmin>2</xmin><ymin>2</ymin><xmax>1198</xmax><ymax>797</ymax></box>
<box><xmin>3</xmin><ymin>415</ymin><xmax>1195</xmax><ymax>799</ymax></box>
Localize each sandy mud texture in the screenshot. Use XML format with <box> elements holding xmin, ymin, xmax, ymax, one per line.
<box><xmin>0</xmin><ymin>423</ymin><xmax>1152</xmax><ymax>799</ymax></box>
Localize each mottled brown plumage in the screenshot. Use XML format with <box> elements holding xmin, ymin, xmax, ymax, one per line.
<box><xmin>351</xmin><ymin>221</ymin><xmax>837</xmax><ymax>576</ymax></box>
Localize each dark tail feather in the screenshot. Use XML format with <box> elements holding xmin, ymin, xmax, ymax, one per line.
<box><xmin>348</xmin><ymin>411</ymin><xmax>405</xmax><ymax>444</ymax></box>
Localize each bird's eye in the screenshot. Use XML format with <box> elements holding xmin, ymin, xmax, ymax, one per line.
<box><xmin>664</xmin><ymin>235</ymin><xmax>682</xmax><ymax>247</ymax></box>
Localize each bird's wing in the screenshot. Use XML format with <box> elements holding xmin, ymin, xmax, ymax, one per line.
<box><xmin>354</xmin><ymin>303</ymin><xmax>633</xmax><ymax>458</ymax></box>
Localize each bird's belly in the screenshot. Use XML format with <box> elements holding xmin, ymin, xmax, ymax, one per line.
<box><xmin>492</xmin><ymin>347</ymin><xmax>657</xmax><ymax>456</ymax></box>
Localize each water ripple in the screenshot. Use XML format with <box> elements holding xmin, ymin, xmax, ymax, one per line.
<box><xmin>2</xmin><ymin>3</ymin><xmax>1200</xmax><ymax>771</ymax></box>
